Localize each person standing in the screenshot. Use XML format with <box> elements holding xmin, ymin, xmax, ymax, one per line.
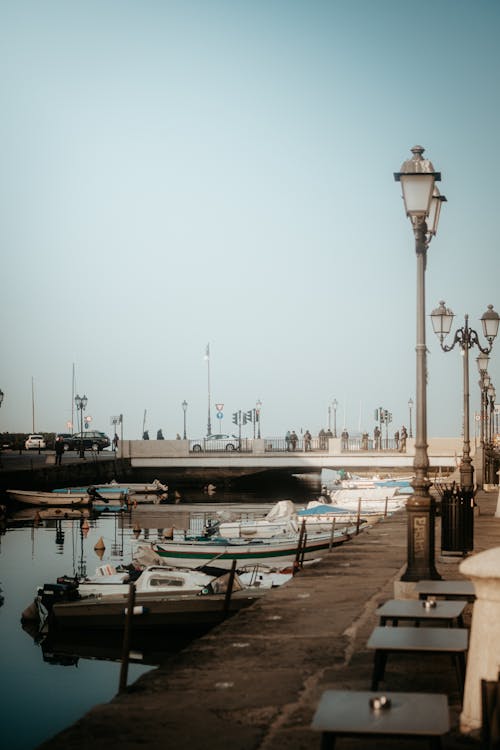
<box><xmin>374</xmin><ymin>426</ymin><xmax>381</xmax><ymax>450</ymax></box>
<box><xmin>55</xmin><ymin>436</ymin><xmax>64</xmax><ymax>465</ymax></box>
<box><xmin>399</xmin><ymin>425</ymin><xmax>408</xmax><ymax>452</ymax></box>
<box><xmin>113</xmin><ymin>433</ymin><xmax>119</xmax><ymax>451</ymax></box>
<box><xmin>394</xmin><ymin>430</ymin><xmax>400</xmax><ymax>451</ymax></box>
<box><xmin>341</xmin><ymin>429</ymin><xmax>349</xmax><ymax>451</ymax></box>
<box><xmin>304</xmin><ymin>429</ymin><xmax>312</xmax><ymax>451</ymax></box>
<box><xmin>290</xmin><ymin>430</ymin><xmax>298</xmax><ymax>450</ymax></box>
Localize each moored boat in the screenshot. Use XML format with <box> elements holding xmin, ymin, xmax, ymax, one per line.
<box><xmin>6</xmin><ymin>489</ymin><xmax>91</xmax><ymax>507</ymax></box>
<box><xmin>22</xmin><ymin>564</ymin><xmax>267</xmax><ymax>632</ymax></box>
<box><xmin>149</xmin><ymin>526</ymin><xmax>353</xmax><ymax>570</ymax></box>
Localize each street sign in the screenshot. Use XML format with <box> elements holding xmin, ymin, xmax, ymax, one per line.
<box><xmin>215</xmin><ymin>403</ymin><xmax>224</xmax><ymax>412</ymax></box>
<box><xmin>216</xmin><ymin>412</ymin><xmax>223</xmax><ymax>419</ymax></box>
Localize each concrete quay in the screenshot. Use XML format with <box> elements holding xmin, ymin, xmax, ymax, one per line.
<box><xmin>40</xmin><ymin>489</ymin><xmax>500</xmax><ymax>750</ymax></box>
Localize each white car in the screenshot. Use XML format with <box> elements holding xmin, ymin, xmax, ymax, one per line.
<box><xmin>25</xmin><ymin>434</ymin><xmax>46</xmax><ymax>450</ymax></box>
<box><xmin>190</xmin><ymin>434</ymin><xmax>240</xmax><ymax>452</ymax></box>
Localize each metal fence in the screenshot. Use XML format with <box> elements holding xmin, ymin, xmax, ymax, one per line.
<box><xmin>343</xmin><ymin>437</ymin><xmax>406</xmax><ymax>453</ymax></box>
<box><xmin>264</xmin><ymin>437</ymin><xmax>324</xmax><ymax>452</ymax></box>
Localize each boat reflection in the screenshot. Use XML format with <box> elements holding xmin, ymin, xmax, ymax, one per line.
<box><xmin>21</xmin><ymin>620</ymin><xmax>198</xmax><ymax>668</ymax></box>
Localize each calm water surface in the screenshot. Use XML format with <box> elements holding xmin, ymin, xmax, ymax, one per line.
<box><xmin>0</xmin><ymin>482</ymin><xmax>316</xmax><ymax>749</ymax></box>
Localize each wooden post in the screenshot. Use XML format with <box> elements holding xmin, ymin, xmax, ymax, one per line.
<box><xmin>222</xmin><ymin>560</ymin><xmax>237</xmax><ymax>619</ymax></box>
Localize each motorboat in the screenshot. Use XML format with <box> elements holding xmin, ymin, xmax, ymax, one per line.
<box><xmin>21</xmin><ymin>563</ymin><xmax>268</xmax><ymax>632</ymax></box>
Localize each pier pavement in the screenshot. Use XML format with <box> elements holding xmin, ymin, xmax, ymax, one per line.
<box><xmin>41</xmin><ymin>488</ymin><xmax>500</xmax><ymax>750</ymax></box>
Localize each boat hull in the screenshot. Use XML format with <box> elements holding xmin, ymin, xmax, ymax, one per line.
<box><xmin>152</xmin><ymin>531</ymin><xmax>351</xmax><ymax>570</ymax></box>
<box><xmin>7</xmin><ymin>490</ymin><xmax>91</xmax><ymax>507</ymax></box>
<box><xmin>46</xmin><ymin>590</ymin><xmax>265</xmax><ymax>630</ymax></box>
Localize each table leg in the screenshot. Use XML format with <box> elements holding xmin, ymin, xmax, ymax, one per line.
<box><xmin>371</xmin><ymin>650</ymin><xmax>387</xmax><ymax>690</ymax></box>
<box><xmin>320</xmin><ymin>731</ymin><xmax>335</xmax><ymax>750</ymax></box>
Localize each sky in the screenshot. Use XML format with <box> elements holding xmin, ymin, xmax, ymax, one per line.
<box><xmin>1</xmin><ymin>0</ymin><xmax>499</xmax><ymax>441</ymax></box>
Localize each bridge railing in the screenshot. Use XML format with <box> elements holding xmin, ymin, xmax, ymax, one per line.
<box><xmin>264</xmin><ymin>437</ymin><xmax>325</xmax><ymax>452</ymax></box>
<box><xmin>343</xmin><ymin>437</ymin><xmax>406</xmax><ymax>453</ymax></box>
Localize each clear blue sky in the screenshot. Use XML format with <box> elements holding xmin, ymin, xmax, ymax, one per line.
<box><xmin>1</xmin><ymin>0</ymin><xmax>499</xmax><ymax>440</ymax></box>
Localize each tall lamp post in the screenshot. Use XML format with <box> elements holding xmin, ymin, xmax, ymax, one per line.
<box><xmin>394</xmin><ymin>145</ymin><xmax>445</xmax><ymax>582</ymax></box>
<box><xmin>408</xmin><ymin>397</ymin><xmax>414</xmax><ymax>438</ymax></box>
<box><xmin>205</xmin><ymin>344</ymin><xmax>212</xmax><ymax>436</ymax></box>
<box><xmin>74</xmin><ymin>394</ymin><xmax>88</xmax><ymax>459</ymax></box>
<box><xmin>477</xmin><ymin>356</ymin><xmax>491</xmax><ymax>485</ymax></box>
<box><xmin>332</xmin><ymin>398</ymin><xmax>338</xmax><ymax>437</ymax></box>
<box><xmin>430</xmin><ymin>302</ymin><xmax>499</xmax><ymax>489</ymax></box>
<box><xmin>256</xmin><ymin>399</ymin><xmax>262</xmax><ymax>439</ymax></box>
<box><xmin>182</xmin><ymin>400</ymin><xmax>188</xmax><ymax>440</ymax></box>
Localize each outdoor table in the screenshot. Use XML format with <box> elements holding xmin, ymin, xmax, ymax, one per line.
<box><xmin>376</xmin><ymin>598</ymin><xmax>467</xmax><ymax>627</ymax></box>
<box><xmin>415</xmin><ymin>580</ymin><xmax>475</xmax><ymax>602</ymax></box>
<box><xmin>311</xmin><ymin>689</ymin><xmax>450</xmax><ymax>749</ymax></box>
<box><xmin>367</xmin><ymin>625</ymin><xmax>468</xmax><ymax>696</ymax></box>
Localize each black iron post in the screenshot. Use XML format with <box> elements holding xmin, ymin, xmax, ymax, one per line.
<box><xmin>74</xmin><ymin>394</ymin><xmax>88</xmax><ymax>459</ymax></box>
<box><xmin>182</xmin><ymin>400</ymin><xmax>188</xmax><ymax>440</ymax></box>
<box><xmin>430</xmin><ymin>304</ymin><xmax>499</xmax><ymax>489</ymax></box>
<box><xmin>395</xmin><ymin>145</ymin><xmax>444</xmax><ymax>582</ymax></box>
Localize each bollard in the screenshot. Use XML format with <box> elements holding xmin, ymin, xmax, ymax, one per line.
<box><xmin>460</xmin><ymin>547</ymin><xmax>500</xmax><ymax>732</ymax></box>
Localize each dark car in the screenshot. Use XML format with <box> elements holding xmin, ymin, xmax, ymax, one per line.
<box><xmin>60</xmin><ymin>431</ymin><xmax>111</xmax><ymax>452</ymax></box>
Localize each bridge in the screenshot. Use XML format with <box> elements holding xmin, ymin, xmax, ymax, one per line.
<box><xmin>118</xmin><ymin>436</ymin><xmax>466</xmax><ymax>484</ymax></box>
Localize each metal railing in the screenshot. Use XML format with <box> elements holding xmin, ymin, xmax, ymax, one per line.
<box><xmin>342</xmin><ymin>437</ymin><xmax>407</xmax><ymax>453</ymax></box>
<box><xmin>264</xmin><ymin>437</ymin><xmax>325</xmax><ymax>452</ymax></box>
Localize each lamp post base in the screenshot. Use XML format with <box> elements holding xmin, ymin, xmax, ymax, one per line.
<box><xmin>400</xmin><ymin>487</ymin><xmax>441</xmax><ymax>582</ymax></box>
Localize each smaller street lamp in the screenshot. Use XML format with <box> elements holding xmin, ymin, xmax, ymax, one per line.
<box><xmin>182</xmin><ymin>400</ymin><xmax>188</xmax><ymax>440</ymax></box>
<box><xmin>332</xmin><ymin>398</ymin><xmax>338</xmax><ymax>438</ymax></box>
<box><xmin>408</xmin><ymin>397</ymin><xmax>414</xmax><ymax>438</ymax></box>
<box><xmin>74</xmin><ymin>394</ymin><xmax>88</xmax><ymax>459</ymax></box>
<box><xmin>488</xmin><ymin>384</ymin><xmax>496</xmax><ymax>445</ymax></box>
<box><xmin>431</xmin><ymin>302</ymin><xmax>500</xmax><ymax>488</ymax></box>
<box><xmin>256</xmin><ymin>399</ymin><xmax>262</xmax><ymax>439</ymax></box>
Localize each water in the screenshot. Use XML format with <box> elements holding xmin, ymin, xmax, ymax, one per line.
<box><xmin>0</xmin><ymin>482</ymin><xmax>317</xmax><ymax>749</ymax></box>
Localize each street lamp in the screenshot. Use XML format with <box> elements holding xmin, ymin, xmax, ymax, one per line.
<box><xmin>476</xmin><ymin>355</ymin><xmax>490</xmax><ymax>448</ymax></box>
<box><xmin>182</xmin><ymin>400</ymin><xmax>188</xmax><ymax>440</ymax></box>
<box><xmin>394</xmin><ymin>145</ymin><xmax>445</xmax><ymax>582</ymax></box>
<box><xmin>488</xmin><ymin>384</ymin><xmax>496</xmax><ymax>446</ymax></box>
<box><xmin>74</xmin><ymin>394</ymin><xmax>88</xmax><ymax>458</ymax></box>
<box><xmin>332</xmin><ymin>398</ymin><xmax>338</xmax><ymax>438</ymax></box>
<box><xmin>408</xmin><ymin>398</ymin><xmax>414</xmax><ymax>438</ymax></box>
<box><xmin>431</xmin><ymin>302</ymin><xmax>499</xmax><ymax>489</ymax></box>
<box><xmin>256</xmin><ymin>399</ymin><xmax>262</xmax><ymax>439</ymax></box>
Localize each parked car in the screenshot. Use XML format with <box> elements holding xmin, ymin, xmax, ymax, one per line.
<box><xmin>60</xmin><ymin>431</ymin><xmax>111</xmax><ymax>452</ymax></box>
<box><xmin>190</xmin><ymin>434</ymin><xmax>240</xmax><ymax>452</ymax></box>
<box><xmin>25</xmin><ymin>434</ymin><xmax>46</xmax><ymax>450</ymax></box>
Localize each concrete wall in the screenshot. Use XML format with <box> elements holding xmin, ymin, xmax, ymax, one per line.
<box><xmin>119</xmin><ymin>436</ymin><xmax>469</xmax><ymax>460</ymax></box>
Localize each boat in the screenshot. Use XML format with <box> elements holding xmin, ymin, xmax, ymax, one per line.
<box><xmin>216</xmin><ymin>500</ymin><xmax>359</xmax><ymax>539</ymax></box>
<box><xmin>53</xmin><ymin>485</ymin><xmax>129</xmax><ymax>500</ymax></box>
<box><xmin>148</xmin><ymin>525</ymin><xmax>353</xmax><ymax>570</ymax></box>
<box><xmin>6</xmin><ymin>489</ymin><xmax>92</xmax><ymax>507</ymax></box>
<box><xmin>22</xmin><ymin>565</ymin><xmax>267</xmax><ymax>632</ymax></box>
<box><xmin>53</xmin><ymin>479</ymin><xmax>168</xmax><ymax>497</ymax></box>
<box><xmin>329</xmin><ymin>488</ymin><xmax>408</xmax><ymax>514</ymax></box>
<box><xmin>297</xmin><ymin>501</ymin><xmax>382</xmax><ymax>527</ymax></box>
<box><xmin>8</xmin><ymin>507</ymin><xmax>91</xmax><ymax>522</ymax></box>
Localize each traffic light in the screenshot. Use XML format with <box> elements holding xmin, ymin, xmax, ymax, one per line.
<box><xmin>246</xmin><ymin>410</ymin><xmax>253</xmax><ymax>423</ymax></box>
<box><xmin>232</xmin><ymin>412</ymin><xmax>238</xmax><ymax>425</ymax></box>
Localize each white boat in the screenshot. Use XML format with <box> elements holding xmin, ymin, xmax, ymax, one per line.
<box><xmin>22</xmin><ymin>565</ymin><xmax>269</xmax><ymax>632</ymax></box>
<box><xmin>329</xmin><ymin>488</ymin><xmax>408</xmax><ymax>514</ymax></box>
<box><xmin>61</xmin><ymin>564</ymin><xmax>228</xmax><ymax>598</ymax></box>
<box><xmin>7</xmin><ymin>489</ymin><xmax>92</xmax><ymax>507</ymax></box>
<box><xmin>297</xmin><ymin>501</ymin><xmax>383</xmax><ymax>527</ymax></box>
<box><xmin>149</xmin><ymin>524</ymin><xmax>353</xmax><ymax>570</ymax></box>
<box><xmin>216</xmin><ymin>500</ymin><xmax>357</xmax><ymax>539</ymax></box>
